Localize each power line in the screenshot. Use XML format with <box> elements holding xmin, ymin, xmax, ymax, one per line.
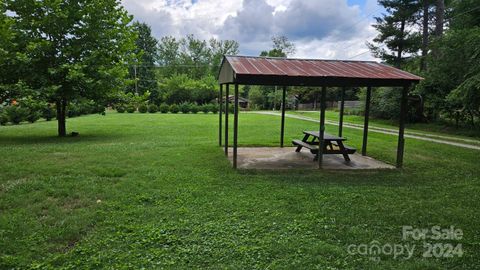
<box><xmin>446</xmin><ymin>5</ymin><xmax>480</xmax><ymax>22</ymax></box>
<box><xmin>340</xmin><ymin>7</ymin><xmax>384</xmax><ymax>52</ymax></box>
<box><xmin>348</xmin><ymin>50</ymin><xmax>371</xmax><ymax>60</ymax></box>
<box><xmin>348</xmin><ymin>44</ymin><xmax>387</xmax><ymax>60</ymax></box>
<box><xmin>131</xmin><ymin>64</ymin><xmax>215</xmax><ymax>68</ymax></box>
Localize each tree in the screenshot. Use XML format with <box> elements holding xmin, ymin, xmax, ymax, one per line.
<box><xmin>419</xmin><ymin>0</ymin><xmax>480</xmax><ymax>123</ymax></box>
<box><xmin>419</xmin><ymin>0</ymin><xmax>435</xmax><ymax>72</ymax></box>
<box><xmin>272</xmin><ymin>35</ymin><xmax>296</xmax><ymax>56</ymax></box>
<box><xmin>179</xmin><ymin>34</ymin><xmax>211</xmax><ymax>79</ymax></box>
<box><xmin>5</xmin><ymin>0</ymin><xmax>136</xmax><ymax>136</ymax></box>
<box><xmin>0</xmin><ymin>2</ymin><xmax>18</xmax><ymax>104</ymax></box>
<box><xmin>434</xmin><ymin>0</ymin><xmax>445</xmax><ymax>37</ymax></box>
<box><xmin>158</xmin><ymin>74</ymin><xmax>217</xmax><ymax>105</ymax></box>
<box><xmin>157</xmin><ymin>36</ymin><xmax>181</xmax><ymax>78</ymax></box>
<box><xmin>129</xmin><ymin>22</ymin><xmax>158</xmax><ymax>96</ymax></box>
<box><xmin>209</xmin><ymin>38</ymin><xmax>239</xmax><ymax>76</ymax></box>
<box><xmin>157</xmin><ymin>35</ymin><xmax>239</xmax><ymax>79</ymax></box>
<box><xmin>260</xmin><ymin>36</ymin><xmax>296</xmax><ymax>58</ymax></box>
<box><xmin>248</xmin><ymin>86</ymin><xmax>265</xmax><ymax>110</ymax></box>
<box><xmin>368</xmin><ymin>0</ymin><xmax>421</xmax><ymax>68</ymax></box>
<box><xmin>257</xmin><ymin>36</ymin><xmax>296</xmax><ymax>109</ymax></box>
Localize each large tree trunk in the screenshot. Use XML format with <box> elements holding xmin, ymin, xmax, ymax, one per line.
<box><xmin>435</xmin><ymin>0</ymin><xmax>445</xmax><ymax>37</ymax></box>
<box><xmin>56</xmin><ymin>98</ymin><xmax>67</xmax><ymax>137</ymax></box>
<box><xmin>396</xmin><ymin>18</ymin><xmax>406</xmax><ymax>68</ymax></box>
<box><xmin>432</xmin><ymin>0</ymin><xmax>445</xmax><ymax>59</ymax></box>
<box><xmin>420</xmin><ymin>0</ymin><xmax>429</xmax><ymax>72</ymax></box>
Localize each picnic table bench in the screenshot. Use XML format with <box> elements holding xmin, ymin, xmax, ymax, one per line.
<box><xmin>292</xmin><ymin>131</ymin><xmax>356</xmax><ymax>161</ymax></box>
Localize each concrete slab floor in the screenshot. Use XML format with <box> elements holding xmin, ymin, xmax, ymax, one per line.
<box><xmin>227</xmin><ymin>147</ymin><xmax>395</xmax><ymax>170</ymax></box>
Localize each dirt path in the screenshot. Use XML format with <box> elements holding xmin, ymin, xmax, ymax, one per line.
<box><xmin>249</xmin><ymin>111</ymin><xmax>480</xmax><ymax>151</ymax></box>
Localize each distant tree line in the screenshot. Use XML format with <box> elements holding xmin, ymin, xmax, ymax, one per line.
<box><xmin>125</xmin><ymin>26</ymin><xmax>239</xmax><ymax>109</ymax></box>
<box><xmin>2</xmin><ymin>0</ymin><xmax>478</xmax><ymax>135</ymax></box>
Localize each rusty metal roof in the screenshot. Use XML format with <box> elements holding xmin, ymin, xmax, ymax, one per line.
<box><xmin>218</xmin><ymin>55</ymin><xmax>423</xmax><ymax>87</ymax></box>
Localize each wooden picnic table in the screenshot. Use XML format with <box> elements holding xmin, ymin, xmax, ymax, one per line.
<box><xmin>292</xmin><ymin>131</ymin><xmax>356</xmax><ymax>162</ymax></box>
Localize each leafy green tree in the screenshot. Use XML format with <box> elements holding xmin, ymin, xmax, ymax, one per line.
<box><xmin>157</xmin><ymin>35</ymin><xmax>239</xmax><ymax>79</ymax></box>
<box><xmin>420</xmin><ymin>0</ymin><xmax>480</xmax><ymax>123</ymax></box>
<box><xmin>368</xmin><ymin>0</ymin><xmax>421</xmax><ymax>68</ymax></box>
<box><xmin>256</xmin><ymin>37</ymin><xmax>296</xmax><ymax>109</ymax></box>
<box><xmin>157</xmin><ymin>36</ymin><xmax>181</xmax><ymax>78</ymax></box>
<box><xmin>158</xmin><ymin>74</ymin><xmax>217</xmax><ymax>105</ymax></box>
<box><xmin>248</xmin><ymin>86</ymin><xmax>266</xmax><ymax>110</ymax></box>
<box><xmin>129</xmin><ymin>22</ymin><xmax>158</xmax><ymax>96</ymax></box>
<box><xmin>209</xmin><ymin>38</ymin><xmax>239</xmax><ymax>76</ymax></box>
<box><xmin>179</xmin><ymin>35</ymin><xmax>211</xmax><ymax>79</ymax></box>
<box><xmin>5</xmin><ymin>0</ymin><xmax>136</xmax><ymax>136</ymax></box>
<box><xmin>159</xmin><ymin>74</ymin><xmax>192</xmax><ymax>104</ymax></box>
<box><xmin>271</xmin><ymin>35</ymin><xmax>296</xmax><ymax>56</ymax></box>
<box><xmin>0</xmin><ymin>2</ymin><xmax>19</xmax><ymax>104</ymax></box>
<box><xmin>260</xmin><ymin>36</ymin><xmax>296</xmax><ymax>58</ymax></box>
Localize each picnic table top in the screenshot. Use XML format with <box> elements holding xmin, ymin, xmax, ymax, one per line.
<box><xmin>303</xmin><ymin>131</ymin><xmax>347</xmax><ymax>141</ymax></box>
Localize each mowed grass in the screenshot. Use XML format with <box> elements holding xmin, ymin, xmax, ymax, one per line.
<box><xmin>0</xmin><ymin>112</ymin><xmax>479</xmax><ymax>269</ymax></box>
<box><xmin>290</xmin><ymin>110</ymin><xmax>480</xmax><ymax>142</ymax></box>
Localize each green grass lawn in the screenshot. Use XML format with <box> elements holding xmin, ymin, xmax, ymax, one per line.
<box><xmin>289</xmin><ymin>110</ymin><xmax>480</xmax><ymax>142</ymax></box>
<box><xmin>1</xmin><ymin>112</ymin><xmax>479</xmax><ymax>269</ymax></box>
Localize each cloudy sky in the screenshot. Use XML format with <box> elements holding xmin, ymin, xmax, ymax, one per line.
<box><xmin>121</xmin><ymin>0</ymin><xmax>383</xmax><ymax>61</ymax></box>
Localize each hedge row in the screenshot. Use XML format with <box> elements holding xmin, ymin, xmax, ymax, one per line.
<box><xmin>116</xmin><ymin>103</ymin><xmax>220</xmax><ymax>114</ymax></box>
<box><xmin>0</xmin><ymin>102</ymin><xmax>104</xmax><ymax>126</ymax></box>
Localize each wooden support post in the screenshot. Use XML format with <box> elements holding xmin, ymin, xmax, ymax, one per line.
<box><xmin>280</xmin><ymin>86</ymin><xmax>287</xmax><ymax>147</ymax></box>
<box><xmin>224</xmin><ymin>84</ymin><xmax>229</xmax><ymax>156</ymax></box>
<box><xmin>233</xmin><ymin>84</ymin><xmax>239</xmax><ymax>169</ymax></box>
<box><xmin>318</xmin><ymin>86</ymin><xmax>327</xmax><ymax>168</ymax></box>
<box><xmin>219</xmin><ymin>84</ymin><xmax>223</xmax><ymax>146</ymax></box>
<box><xmin>362</xmin><ymin>86</ymin><xmax>372</xmax><ymax>156</ymax></box>
<box><xmin>339</xmin><ymin>87</ymin><xmax>345</xmax><ymax>137</ymax></box>
<box><xmin>397</xmin><ymin>85</ymin><xmax>409</xmax><ymax>168</ymax></box>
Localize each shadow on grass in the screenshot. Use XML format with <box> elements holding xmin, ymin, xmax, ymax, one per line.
<box><xmin>0</xmin><ymin>133</ymin><xmax>127</xmax><ymax>146</ymax></box>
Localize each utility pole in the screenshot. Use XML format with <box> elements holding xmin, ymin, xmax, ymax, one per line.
<box><xmin>273</xmin><ymin>86</ymin><xmax>277</xmax><ymax>110</ymax></box>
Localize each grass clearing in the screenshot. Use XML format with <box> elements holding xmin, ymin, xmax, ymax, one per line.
<box><xmin>1</xmin><ymin>112</ymin><xmax>479</xmax><ymax>269</ymax></box>
<box><xmin>289</xmin><ymin>110</ymin><xmax>480</xmax><ymax>143</ymax></box>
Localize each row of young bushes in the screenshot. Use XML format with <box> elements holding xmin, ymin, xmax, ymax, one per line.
<box><xmin>116</xmin><ymin>103</ymin><xmax>221</xmax><ymax>114</ymax></box>
<box><xmin>0</xmin><ymin>100</ymin><xmax>104</xmax><ymax>126</ymax></box>
<box><xmin>0</xmin><ymin>105</ymin><xmax>54</xmax><ymax>125</ymax></box>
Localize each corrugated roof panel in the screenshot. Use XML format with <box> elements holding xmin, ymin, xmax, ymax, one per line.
<box><xmin>223</xmin><ymin>55</ymin><xmax>423</xmax><ymax>81</ymax></box>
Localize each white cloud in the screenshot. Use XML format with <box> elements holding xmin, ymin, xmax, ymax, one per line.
<box><xmin>121</xmin><ymin>0</ymin><xmax>381</xmax><ymax>61</ymax></box>
<box><xmin>294</xmin><ymin>24</ymin><xmax>377</xmax><ymax>60</ymax></box>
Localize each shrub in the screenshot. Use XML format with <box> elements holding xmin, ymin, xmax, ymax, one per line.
<box><xmin>148</xmin><ymin>104</ymin><xmax>158</xmax><ymax>113</ymax></box>
<box><xmin>169</xmin><ymin>104</ymin><xmax>179</xmax><ymax>113</ymax></box>
<box><xmin>0</xmin><ymin>111</ymin><xmax>8</xmax><ymax>125</ymax></box>
<box><xmin>210</xmin><ymin>104</ymin><xmax>219</xmax><ymax>114</ymax></box>
<box><xmin>126</xmin><ymin>105</ymin><xmax>136</xmax><ymax>113</ymax></box>
<box><xmin>361</xmin><ymin>87</ymin><xmax>400</xmax><ymax>120</ymax></box>
<box><xmin>79</xmin><ymin>102</ymin><xmax>94</xmax><ymax>115</ymax></box>
<box><xmin>201</xmin><ymin>104</ymin><xmax>210</xmax><ymax>114</ymax></box>
<box><xmin>159</xmin><ymin>103</ymin><xmax>169</xmax><ymax>113</ymax></box>
<box><xmin>94</xmin><ymin>105</ymin><xmax>106</xmax><ymax>115</ymax></box>
<box><xmin>68</xmin><ymin>103</ymin><xmax>80</xmax><ymax>118</ymax></box>
<box><xmin>5</xmin><ymin>106</ymin><xmax>28</xmax><ymax>124</ymax></box>
<box><xmin>116</xmin><ymin>105</ymin><xmax>126</xmax><ymax>113</ymax></box>
<box><xmin>180</xmin><ymin>102</ymin><xmax>191</xmax><ymax>114</ymax></box>
<box><xmin>190</xmin><ymin>104</ymin><xmax>199</xmax><ymax>114</ymax></box>
<box><xmin>26</xmin><ymin>109</ymin><xmax>41</xmax><ymax>123</ymax></box>
<box><xmin>43</xmin><ymin>105</ymin><xmax>56</xmax><ymax>120</ymax></box>
<box><xmin>138</xmin><ymin>104</ymin><xmax>148</xmax><ymax>113</ymax></box>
